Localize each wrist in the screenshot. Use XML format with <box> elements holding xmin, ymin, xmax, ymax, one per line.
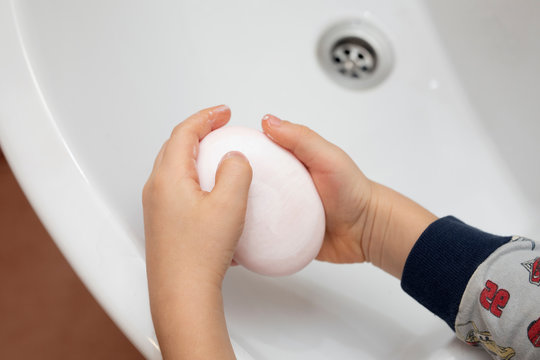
<box><xmin>147</xmin><ymin>237</ymin><xmax>229</xmax><ymax>291</ymax></box>
<box><xmin>359</xmin><ymin>181</ymin><xmax>388</xmax><ymax>266</ymax></box>
<box><xmin>361</xmin><ymin>182</ymin><xmax>437</xmax><ymax>279</ymax></box>
<box><xmin>148</xmin><ymin>265</ymin><xmax>224</xmax><ymax>307</ymax></box>
<box><xmin>150</xmin><ymin>281</ymin><xmax>234</xmax><ymax>359</ymax></box>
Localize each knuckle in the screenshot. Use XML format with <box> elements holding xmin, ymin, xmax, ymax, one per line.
<box><xmin>151</xmin><ymin>174</ymin><xmax>170</xmax><ymax>194</ymax></box>
<box><xmin>142</xmin><ymin>176</ymin><xmax>169</xmax><ymax>203</ymax></box>
<box><xmin>297</xmin><ymin>124</ymin><xmax>314</xmax><ymax>139</ymax></box>
<box><xmin>142</xmin><ymin>180</ymin><xmax>151</xmax><ymax>197</ymax></box>
<box><xmin>170</xmin><ymin>122</ymin><xmax>185</xmax><ymax>138</ymax></box>
<box><xmin>291</xmin><ymin>124</ymin><xmax>313</xmax><ymax>151</ymax></box>
<box><xmin>142</xmin><ymin>182</ymin><xmax>150</xmax><ymax>204</ymax></box>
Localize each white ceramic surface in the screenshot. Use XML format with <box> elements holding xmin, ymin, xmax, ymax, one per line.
<box><xmin>1</xmin><ymin>0</ymin><xmax>538</xmax><ymax>359</ymax></box>
<box><xmin>197</xmin><ymin>126</ymin><xmax>325</xmax><ymax>277</ymax></box>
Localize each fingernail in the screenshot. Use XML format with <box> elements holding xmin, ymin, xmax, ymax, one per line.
<box><xmin>263</xmin><ymin>114</ymin><xmax>281</xmax><ymax>127</ymax></box>
<box><xmin>209</xmin><ymin>104</ymin><xmax>230</xmax><ymax>122</ymax></box>
<box><xmin>219</xmin><ymin>151</ymin><xmax>247</xmax><ymax>166</ymax></box>
<box><xmin>214</xmin><ymin>104</ymin><xmax>229</xmax><ymax>113</ymax></box>
<box><xmin>225</xmin><ymin>150</ymin><xmax>246</xmax><ymax>159</ymax></box>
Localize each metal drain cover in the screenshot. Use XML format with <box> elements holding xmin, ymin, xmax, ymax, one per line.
<box><xmin>317</xmin><ymin>19</ymin><xmax>394</xmax><ymax>90</ymax></box>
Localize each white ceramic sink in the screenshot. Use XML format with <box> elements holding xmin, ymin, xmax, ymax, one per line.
<box><xmin>1</xmin><ymin>1</ymin><xmax>539</xmax><ymax>359</ymax></box>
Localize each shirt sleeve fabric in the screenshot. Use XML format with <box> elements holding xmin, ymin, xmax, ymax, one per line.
<box><xmin>401</xmin><ymin>216</ymin><xmax>540</xmax><ymax>360</ymax></box>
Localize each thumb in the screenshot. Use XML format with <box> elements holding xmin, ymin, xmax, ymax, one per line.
<box><xmin>210</xmin><ymin>151</ymin><xmax>252</xmax><ymax>209</ymax></box>
<box><xmin>261</xmin><ymin>114</ymin><xmax>338</xmax><ymax>170</ymax></box>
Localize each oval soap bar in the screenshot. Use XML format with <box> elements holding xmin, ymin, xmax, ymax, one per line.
<box><xmin>197</xmin><ymin>126</ymin><xmax>325</xmax><ymax>276</ymax></box>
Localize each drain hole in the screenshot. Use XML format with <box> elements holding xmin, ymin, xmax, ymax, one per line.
<box><xmin>317</xmin><ymin>19</ymin><xmax>394</xmax><ymax>90</ymax></box>
<box><xmin>330</xmin><ymin>37</ymin><xmax>377</xmax><ymax>79</ymax></box>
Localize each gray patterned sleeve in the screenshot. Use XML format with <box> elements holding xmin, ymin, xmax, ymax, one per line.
<box><xmin>454</xmin><ymin>237</ymin><xmax>540</xmax><ymax>360</ymax></box>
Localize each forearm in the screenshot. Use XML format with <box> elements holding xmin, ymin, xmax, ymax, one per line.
<box><xmin>146</xmin><ymin>242</ymin><xmax>235</xmax><ymax>359</ymax></box>
<box><xmin>362</xmin><ymin>181</ymin><xmax>437</xmax><ymax>279</ymax></box>
<box><xmin>149</xmin><ymin>280</ymin><xmax>236</xmax><ymax>360</ymax></box>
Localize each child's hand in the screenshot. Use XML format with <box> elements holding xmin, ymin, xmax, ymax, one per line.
<box><xmin>261</xmin><ymin>114</ymin><xmax>372</xmax><ymax>264</ymax></box>
<box><xmin>262</xmin><ymin>114</ymin><xmax>437</xmax><ymax>278</ymax></box>
<box><xmin>143</xmin><ymin>105</ymin><xmax>251</xmax><ymax>359</ymax></box>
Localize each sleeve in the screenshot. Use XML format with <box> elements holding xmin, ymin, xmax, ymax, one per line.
<box><xmin>401</xmin><ymin>216</ymin><xmax>540</xmax><ymax>360</ymax></box>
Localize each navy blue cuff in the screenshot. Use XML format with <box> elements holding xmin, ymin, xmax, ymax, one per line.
<box><xmin>401</xmin><ymin>216</ymin><xmax>511</xmax><ymax>330</ymax></box>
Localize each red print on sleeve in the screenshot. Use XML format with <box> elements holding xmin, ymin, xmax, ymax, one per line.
<box><xmin>531</xmin><ymin>258</ymin><xmax>540</xmax><ymax>284</ymax></box>
<box><xmin>528</xmin><ymin>317</ymin><xmax>540</xmax><ymax>347</ymax></box>
<box><xmin>521</xmin><ymin>257</ymin><xmax>540</xmax><ymax>286</ymax></box>
<box><xmin>479</xmin><ymin>280</ymin><xmax>510</xmax><ymax>318</ymax></box>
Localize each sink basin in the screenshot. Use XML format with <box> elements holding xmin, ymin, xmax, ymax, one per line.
<box><xmin>1</xmin><ymin>0</ymin><xmax>538</xmax><ymax>358</ymax></box>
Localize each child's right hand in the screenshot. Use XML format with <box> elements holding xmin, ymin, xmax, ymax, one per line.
<box><xmin>262</xmin><ymin>114</ymin><xmax>437</xmax><ymax>278</ymax></box>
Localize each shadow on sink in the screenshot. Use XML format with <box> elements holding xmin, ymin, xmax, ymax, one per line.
<box><xmin>223</xmin><ymin>268</ymin><xmax>451</xmax><ymax>359</ymax></box>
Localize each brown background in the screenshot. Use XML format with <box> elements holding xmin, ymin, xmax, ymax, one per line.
<box><xmin>0</xmin><ymin>150</ymin><xmax>144</xmax><ymax>359</ymax></box>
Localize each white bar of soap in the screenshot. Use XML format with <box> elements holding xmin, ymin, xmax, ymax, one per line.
<box><xmin>197</xmin><ymin>126</ymin><xmax>325</xmax><ymax>276</ymax></box>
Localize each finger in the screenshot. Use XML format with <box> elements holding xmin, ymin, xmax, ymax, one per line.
<box><xmin>261</xmin><ymin>114</ymin><xmax>338</xmax><ymax>171</ymax></box>
<box><xmin>210</xmin><ymin>151</ymin><xmax>252</xmax><ymax>211</ymax></box>
<box><xmin>160</xmin><ymin>104</ymin><xmax>231</xmax><ymax>187</ymax></box>
<box><xmin>231</xmin><ymin>259</ymin><xmax>239</xmax><ymax>266</ymax></box>
<box><xmin>149</xmin><ymin>140</ymin><xmax>168</xmax><ymax>177</ymax></box>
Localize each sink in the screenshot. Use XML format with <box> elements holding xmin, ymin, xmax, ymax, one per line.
<box><xmin>1</xmin><ymin>0</ymin><xmax>538</xmax><ymax>358</ymax></box>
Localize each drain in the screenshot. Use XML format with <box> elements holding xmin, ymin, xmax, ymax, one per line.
<box><xmin>317</xmin><ymin>19</ymin><xmax>394</xmax><ymax>90</ymax></box>
<box><xmin>331</xmin><ymin>37</ymin><xmax>377</xmax><ymax>79</ymax></box>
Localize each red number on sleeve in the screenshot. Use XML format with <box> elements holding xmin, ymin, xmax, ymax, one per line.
<box><xmin>480</xmin><ymin>280</ymin><xmax>498</xmax><ymax>310</ymax></box>
<box><xmin>479</xmin><ymin>280</ymin><xmax>510</xmax><ymax>317</ymax></box>
<box><xmin>490</xmin><ymin>289</ymin><xmax>510</xmax><ymax>317</ymax></box>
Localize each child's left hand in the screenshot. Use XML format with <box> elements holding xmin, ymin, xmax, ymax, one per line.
<box><xmin>143</xmin><ymin>104</ymin><xmax>251</xmax><ymax>359</ymax></box>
